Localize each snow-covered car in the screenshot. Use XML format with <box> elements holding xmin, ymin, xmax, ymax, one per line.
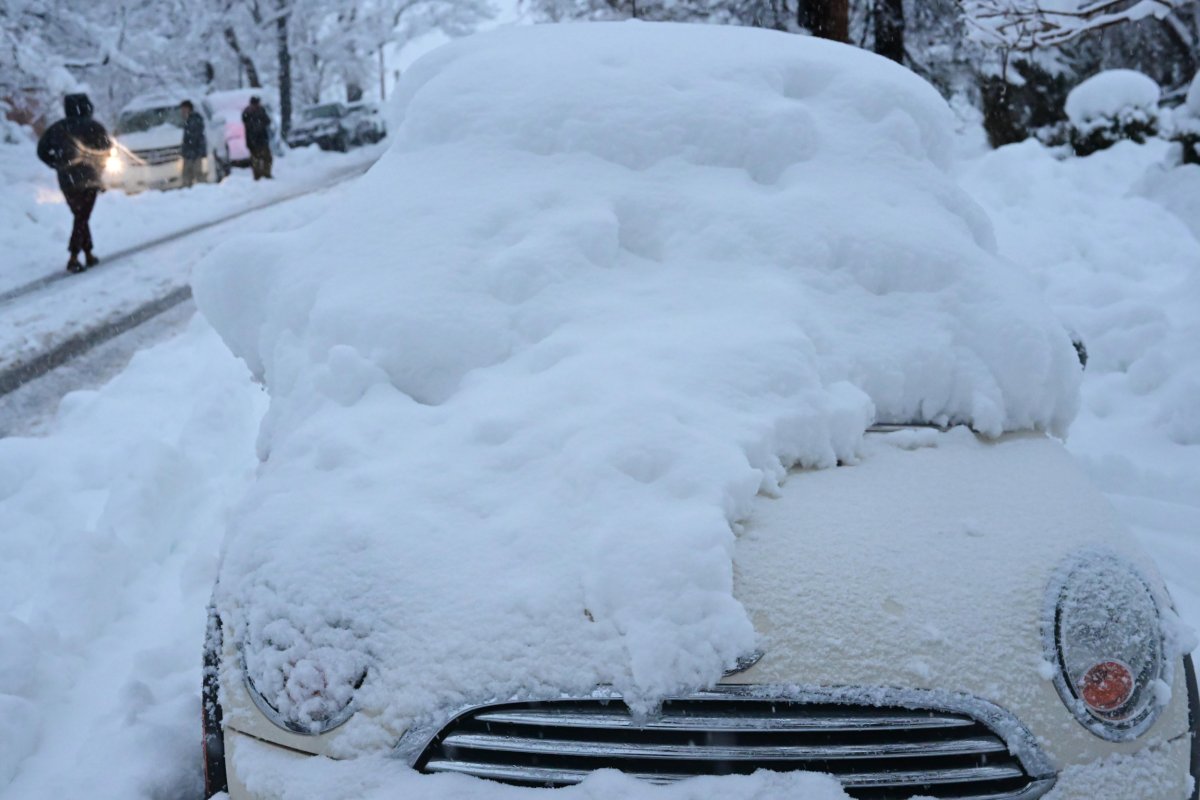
<box><xmin>207</xmin><ymin>88</ymin><xmax>283</xmax><ymax>168</ymax></box>
<box><xmin>285</xmin><ymin>103</ymin><xmax>353</xmax><ymax>151</ymax></box>
<box><xmin>104</xmin><ymin>92</ymin><xmax>230</xmax><ymax>192</ymax></box>
<box><xmin>346</xmin><ymin>101</ymin><xmax>387</xmax><ymax>145</ymax></box>
<box><xmin>195</xmin><ymin>23</ymin><xmax>1200</xmax><ymax>800</ymax></box>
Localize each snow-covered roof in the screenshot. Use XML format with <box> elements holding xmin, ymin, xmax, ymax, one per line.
<box><xmin>194</xmin><ymin>22</ymin><xmax>1082</xmax><ymax>745</ymax></box>
<box><xmin>1065</xmin><ymin>69</ymin><xmax>1160</xmax><ymax>125</ymax></box>
<box><xmin>121</xmin><ymin>89</ymin><xmax>203</xmax><ymax>113</ymax></box>
<box><xmin>207</xmin><ymin>87</ymin><xmax>279</xmax><ymax>113</ymax></box>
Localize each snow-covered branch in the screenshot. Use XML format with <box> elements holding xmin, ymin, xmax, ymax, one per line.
<box><xmin>961</xmin><ymin>0</ymin><xmax>1185</xmax><ymax>50</ymax></box>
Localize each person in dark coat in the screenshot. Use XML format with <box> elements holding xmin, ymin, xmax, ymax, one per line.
<box><xmin>180</xmin><ymin>100</ymin><xmax>208</xmax><ymax>188</ymax></box>
<box><xmin>242</xmin><ymin>97</ymin><xmax>273</xmax><ymax>180</ymax></box>
<box><xmin>37</xmin><ymin>93</ymin><xmax>112</xmax><ymax>273</ymax></box>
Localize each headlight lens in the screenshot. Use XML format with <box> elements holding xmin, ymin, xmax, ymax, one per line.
<box><xmin>104</xmin><ymin>149</ymin><xmax>123</xmax><ymax>174</ymax></box>
<box><xmin>242</xmin><ymin>645</ymin><xmax>366</xmax><ymax>735</ymax></box>
<box><xmin>1046</xmin><ymin>551</ymin><xmax>1170</xmax><ymax>740</ymax></box>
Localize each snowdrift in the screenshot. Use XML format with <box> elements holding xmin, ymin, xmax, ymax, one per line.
<box><xmin>193</xmin><ymin>22</ymin><xmax>1081</xmax><ymax>747</ymax></box>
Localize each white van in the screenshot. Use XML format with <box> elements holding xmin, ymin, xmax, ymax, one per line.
<box><xmin>104</xmin><ymin>93</ymin><xmax>231</xmax><ymax>193</ymax></box>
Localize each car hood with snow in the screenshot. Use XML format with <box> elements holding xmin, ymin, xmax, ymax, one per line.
<box><xmin>115</xmin><ymin>123</ymin><xmax>183</xmax><ymax>151</ymax></box>
<box><xmin>192</xmin><ymin>19</ymin><xmax>1120</xmax><ymax>776</ymax></box>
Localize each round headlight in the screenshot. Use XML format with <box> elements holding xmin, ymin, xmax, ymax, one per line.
<box><xmin>242</xmin><ymin>647</ymin><xmax>365</xmax><ymax>736</ymax></box>
<box><xmin>1045</xmin><ymin>551</ymin><xmax>1170</xmax><ymax>741</ymax></box>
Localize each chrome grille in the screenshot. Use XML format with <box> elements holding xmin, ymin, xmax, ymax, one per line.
<box><xmin>417</xmin><ymin>693</ymin><xmax>1054</xmax><ymax>799</ymax></box>
<box><xmin>131</xmin><ymin>145</ymin><xmax>182</xmax><ymax>166</ymax></box>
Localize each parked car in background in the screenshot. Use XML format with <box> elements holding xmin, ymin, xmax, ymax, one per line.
<box><xmin>105</xmin><ymin>92</ymin><xmax>229</xmax><ymax>193</ymax></box>
<box><xmin>346</xmin><ymin>101</ymin><xmax>387</xmax><ymax>145</ymax></box>
<box><xmin>207</xmin><ymin>88</ymin><xmax>283</xmax><ymax>168</ymax></box>
<box><xmin>286</xmin><ymin>103</ymin><xmax>353</xmax><ymax>152</ymax></box>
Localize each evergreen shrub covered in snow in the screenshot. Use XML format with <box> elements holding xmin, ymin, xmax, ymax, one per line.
<box><xmin>1168</xmin><ymin>72</ymin><xmax>1200</xmax><ymax>166</ymax></box>
<box><xmin>1066</xmin><ymin>69</ymin><xmax>1161</xmax><ymax>157</ymax></box>
<box><xmin>978</xmin><ymin>59</ymin><xmax>1072</xmax><ymax>149</ymax></box>
<box><xmin>194</xmin><ymin>22</ymin><xmax>1082</xmax><ymax>746</ymax></box>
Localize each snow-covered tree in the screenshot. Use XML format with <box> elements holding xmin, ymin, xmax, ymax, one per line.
<box><xmin>1</xmin><ymin>0</ymin><xmax>494</xmax><ymax>133</ymax></box>
<box><xmin>522</xmin><ymin>0</ymin><xmax>854</xmax><ymax>38</ymax></box>
<box><xmin>961</xmin><ymin>0</ymin><xmax>1186</xmax><ymax>50</ymax></box>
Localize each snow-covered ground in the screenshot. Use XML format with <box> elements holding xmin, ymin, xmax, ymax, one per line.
<box><xmin>1</xmin><ymin>52</ymin><xmax>1199</xmax><ymax>800</ymax></box>
<box><xmin>1</xmin><ymin>135</ymin><xmax>380</xmax><ymax>294</ymax></box>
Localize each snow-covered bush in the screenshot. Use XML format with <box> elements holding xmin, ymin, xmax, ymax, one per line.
<box><xmin>1168</xmin><ymin>72</ymin><xmax>1200</xmax><ymax>166</ymax></box>
<box><xmin>1065</xmin><ymin>69</ymin><xmax>1160</xmax><ymax>156</ymax></box>
<box><xmin>978</xmin><ymin>59</ymin><xmax>1073</xmax><ymax>149</ymax></box>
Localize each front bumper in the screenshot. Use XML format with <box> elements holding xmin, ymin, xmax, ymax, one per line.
<box><xmin>286</xmin><ymin>128</ymin><xmax>344</xmax><ymax>149</ymax></box>
<box><xmin>222</xmin><ymin>728</ymin><xmax>1194</xmax><ymax>800</ymax></box>
<box><xmin>105</xmin><ymin>159</ymin><xmax>202</xmax><ymax>193</ymax></box>
<box><xmin>217</xmin><ymin>662</ymin><xmax>1199</xmax><ymax>800</ymax></box>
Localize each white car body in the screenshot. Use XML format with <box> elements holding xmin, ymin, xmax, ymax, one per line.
<box><xmin>345</xmin><ymin>102</ymin><xmax>387</xmax><ymax>145</ymax></box>
<box><xmin>209</xmin><ymin>429</ymin><xmax>1198</xmax><ymax>800</ymax></box>
<box><xmin>195</xmin><ymin>23</ymin><xmax>1197</xmax><ymax>800</ymax></box>
<box><xmin>207</xmin><ymin>88</ymin><xmax>282</xmax><ymax>166</ymax></box>
<box><xmin>104</xmin><ymin>93</ymin><xmax>229</xmax><ymax>193</ymax></box>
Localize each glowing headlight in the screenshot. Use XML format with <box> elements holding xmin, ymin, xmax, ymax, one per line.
<box><xmin>104</xmin><ymin>149</ymin><xmax>123</xmax><ymax>175</ymax></box>
<box><xmin>242</xmin><ymin>647</ymin><xmax>365</xmax><ymax>736</ymax></box>
<box><xmin>1045</xmin><ymin>551</ymin><xmax>1170</xmax><ymax>741</ymax></box>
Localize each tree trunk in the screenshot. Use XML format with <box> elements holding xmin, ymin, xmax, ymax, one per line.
<box><xmin>224</xmin><ymin>27</ymin><xmax>262</xmax><ymax>88</ymax></box>
<box><xmin>277</xmin><ymin>0</ymin><xmax>292</xmax><ymax>138</ymax></box>
<box><xmin>1159</xmin><ymin>13</ymin><xmax>1198</xmax><ymax>80</ymax></box>
<box><xmin>379</xmin><ymin>48</ymin><xmax>387</xmax><ymax>102</ymax></box>
<box><xmin>873</xmin><ymin>0</ymin><xmax>904</xmax><ymax>63</ymax></box>
<box><xmin>806</xmin><ymin>0</ymin><xmax>849</xmax><ymax>43</ymax></box>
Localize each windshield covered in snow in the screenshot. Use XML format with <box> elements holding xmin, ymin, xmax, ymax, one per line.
<box><xmin>117</xmin><ymin>106</ymin><xmax>183</xmax><ymax>134</ymax></box>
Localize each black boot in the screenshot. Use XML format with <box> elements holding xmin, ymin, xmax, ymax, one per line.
<box><xmin>66</xmin><ymin>256</ymin><xmax>85</xmax><ymax>273</ymax></box>
<box><xmin>84</xmin><ymin>252</ymin><xmax>100</xmax><ymax>268</ymax></box>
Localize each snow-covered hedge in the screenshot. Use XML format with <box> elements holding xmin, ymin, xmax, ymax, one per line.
<box><xmin>1168</xmin><ymin>72</ymin><xmax>1200</xmax><ymax>166</ymax></box>
<box><xmin>194</xmin><ymin>22</ymin><xmax>1081</xmax><ymax>744</ymax></box>
<box><xmin>1065</xmin><ymin>69</ymin><xmax>1160</xmax><ymax>156</ymax></box>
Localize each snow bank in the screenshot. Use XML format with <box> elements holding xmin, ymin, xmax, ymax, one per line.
<box><xmin>1065</xmin><ymin>69</ymin><xmax>1160</xmax><ymax>130</ymax></box>
<box><xmin>1168</xmin><ymin>71</ymin><xmax>1200</xmax><ymax>145</ymax></box>
<box><xmin>963</xmin><ymin>139</ymin><xmax>1200</xmax><ymax>448</ymax></box>
<box><xmin>0</xmin><ymin>131</ymin><xmax>65</xmax><ymax>280</ymax></box>
<box><xmin>0</xmin><ymin>318</ymin><xmax>265</xmax><ymax>795</ymax></box>
<box><xmin>194</xmin><ymin>22</ymin><xmax>1080</xmax><ymax>745</ymax></box>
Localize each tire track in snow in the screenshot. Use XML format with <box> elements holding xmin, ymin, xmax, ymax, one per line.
<box><xmin>0</xmin><ymin>286</ymin><xmax>192</xmax><ymax>397</ymax></box>
<box><xmin>0</xmin><ymin>160</ymin><xmax>372</xmax><ymax>309</ymax></box>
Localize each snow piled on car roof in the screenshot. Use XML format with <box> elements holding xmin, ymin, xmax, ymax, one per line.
<box><xmin>194</xmin><ymin>22</ymin><xmax>1081</xmax><ymax>747</ymax></box>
